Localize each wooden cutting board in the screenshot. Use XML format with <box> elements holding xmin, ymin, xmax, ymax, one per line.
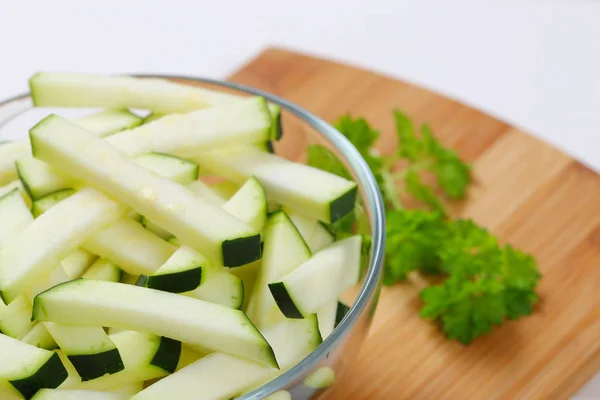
<box><xmin>227</xmin><ymin>48</ymin><xmax>600</xmax><ymax>400</ymax></box>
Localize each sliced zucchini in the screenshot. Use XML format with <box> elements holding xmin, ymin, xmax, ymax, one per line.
<box><xmin>0</xmin><ymin>333</ymin><xmax>68</xmax><ymax>399</ymax></box>
<box><xmin>247</xmin><ymin>211</ymin><xmax>311</xmax><ymax>329</ymax></box>
<box><xmin>21</xmin><ymin>323</ymin><xmax>58</xmax><ymax>350</ymax></box>
<box><xmin>262</xmin><ymin>314</ymin><xmax>322</xmax><ymax>369</ymax></box>
<box><xmin>186</xmin><ymin>180</ymin><xmax>227</xmax><ymax>207</ymax></box>
<box><xmin>106</xmin><ymin>97</ymin><xmax>271</xmax><ymax>157</ymax></box>
<box><xmin>119</xmin><ymin>272</ymin><xmax>140</xmax><ymax>285</ymax></box>
<box><xmin>57</xmin><ymin>331</ymin><xmax>180</xmax><ymax>391</ymax></box>
<box><xmin>316</xmin><ymin>300</ymin><xmax>338</xmax><ymax>340</ymax></box>
<box><xmin>304</xmin><ymin>367</ymin><xmax>335</xmax><ymax>389</ymax></box>
<box><xmin>0</xmin><ymin>188</ymin><xmax>34</xmax><ymax>248</ymax></box>
<box><xmin>0</xmin><ymin>380</ymin><xmax>22</xmax><ymax>400</ymax></box>
<box><xmin>16</xmin><ymin>158</ymin><xmax>75</xmax><ymax>200</ymax></box>
<box><xmin>32</xmin><ymin>389</ymin><xmax>129</xmax><ymax>400</ymax></box>
<box><xmin>269</xmin><ymin>235</ymin><xmax>362</xmax><ymax>318</ymax></box>
<box><xmin>75</xmin><ymin>109</ymin><xmax>143</xmax><ymax>137</ymax></box>
<box><xmin>176</xmin><ymin>344</ymin><xmax>207</xmax><ymax>371</ymax></box>
<box><xmin>61</xmin><ymin>249</ymin><xmax>97</xmax><ymax>280</ymax></box>
<box><xmin>44</xmin><ymin>323</ymin><xmax>124</xmax><ymax>381</ymax></box>
<box><xmin>131</xmin><ymin>352</ymin><xmax>270</xmax><ymax>400</ymax></box>
<box><xmin>142</xmin><ymin>113</ymin><xmax>164</xmax><ymax>124</ymax></box>
<box><xmin>0</xmin><ymin>141</ymin><xmax>30</xmax><ymax>186</ymax></box>
<box><xmin>130</xmin><ymin>315</ymin><xmax>321</xmax><ymax>400</ymax></box>
<box><xmin>30</xmin><ymin>72</ymin><xmax>240</xmax><ymax>113</ymax></box>
<box><xmin>211</xmin><ymin>180</ymin><xmax>240</xmax><ymax>198</ymax></box>
<box><xmin>196</xmin><ymin>146</ymin><xmax>357</xmax><ymax>223</ymax></box>
<box><xmin>133</xmin><ymin>153</ymin><xmax>199</xmax><ymax>185</ymax></box>
<box><xmin>31</xmin><ymin>189</ymin><xmax>75</xmax><ymax>218</ymax></box>
<box><xmin>0</xmin><ymin>188</ymin><xmax>125</xmax><ymax>302</ymax></box>
<box><xmin>167</xmin><ymin>236</ymin><xmax>181</xmax><ymax>246</ymax></box>
<box><xmin>145</xmin><ymin>246</ymin><xmax>206</xmax><ymax>294</ymax></box>
<box><xmin>267</xmin><ymin>104</ymin><xmax>283</xmax><ymax>140</ymax></box>
<box><xmin>222</xmin><ymin>176</ymin><xmax>267</xmax><ymax>233</ymax></box>
<box><xmin>7</xmin><ymin>108</ymin><xmax>144</xmax><ymax>190</ymax></box>
<box><xmin>109</xmin><ymin>382</ymin><xmax>144</xmax><ymax>395</ymax></box>
<box><xmin>0</xmin><ymin>180</ymin><xmax>25</xmax><ymax>200</ymax></box>
<box><xmin>82</xmin><ymin>259</ymin><xmax>122</xmax><ymax>282</ymax></box>
<box><xmin>31</xmin><ymin>115</ymin><xmax>261</xmax><ymax>267</ymax></box>
<box><xmin>33</xmin><ymin>279</ymin><xmax>277</xmax><ymax>368</ymax></box>
<box><xmin>83</xmin><ymin>218</ymin><xmax>176</xmax><ymax>276</ymax></box>
<box><xmin>176</xmin><ymin>247</ymin><xmax>244</xmax><ymax>309</ymax></box>
<box><xmin>286</xmin><ymin>208</ymin><xmax>335</xmax><ymax>252</ymax></box>
<box><xmin>231</xmin><ymin>260</ymin><xmax>261</xmax><ymax>312</ymax></box>
<box><xmin>336</xmin><ymin>301</ymin><xmax>350</xmax><ymax>327</ymax></box>
<box><xmin>20</xmin><ymin>153</ymin><xmax>197</xmax><ymax>204</ymax></box>
<box><xmin>0</xmin><ymin>295</ymin><xmax>35</xmax><ymax>339</ymax></box>
<box><xmin>23</xmin><ymin>265</ymin><xmax>70</xmax><ymax>303</ymax></box>
<box><xmin>139</xmin><ymin>216</ymin><xmax>171</xmax><ymax>240</ymax></box>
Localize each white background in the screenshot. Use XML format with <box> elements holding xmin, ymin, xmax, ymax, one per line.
<box><xmin>1</xmin><ymin>0</ymin><xmax>600</xmax><ymax>396</ymax></box>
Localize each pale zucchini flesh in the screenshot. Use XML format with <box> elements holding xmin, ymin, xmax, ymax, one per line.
<box><xmin>32</xmin><ymin>388</ymin><xmax>129</xmax><ymax>400</ymax></box>
<box><xmin>183</xmin><ymin>258</ymin><xmax>245</xmax><ymax>309</ymax></box>
<box><xmin>33</xmin><ymin>279</ymin><xmax>277</xmax><ymax>368</ymax></box>
<box><xmin>30</xmin><ymin>115</ymin><xmax>261</xmax><ymax>267</ymax></box>
<box><xmin>16</xmin><ymin>158</ymin><xmax>75</xmax><ymax>200</ymax></box>
<box><xmin>133</xmin><ymin>153</ymin><xmax>199</xmax><ymax>185</ymax></box>
<box><xmin>130</xmin><ymin>316</ymin><xmax>321</xmax><ymax>400</ymax></box>
<box><xmin>0</xmin><ymin>188</ymin><xmax>34</xmax><ymax>248</ymax></box>
<box><xmin>247</xmin><ymin>211</ymin><xmax>311</xmax><ymax>329</ymax></box>
<box><xmin>286</xmin><ymin>207</ymin><xmax>335</xmax><ymax>253</ymax></box>
<box><xmin>31</xmin><ymin>189</ymin><xmax>75</xmax><ymax>218</ymax></box>
<box><xmin>222</xmin><ymin>176</ymin><xmax>267</xmax><ymax>233</ymax></box>
<box><xmin>21</xmin><ymin>323</ymin><xmax>58</xmax><ymax>350</ymax></box>
<box><xmin>0</xmin><ymin>295</ymin><xmax>35</xmax><ymax>339</ymax></box>
<box><xmin>196</xmin><ymin>146</ymin><xmax>357</xmax><ymax>223</ymax></box>
<box><xmin>269</xmin><ymin>235</ymin><xmax>362</xmax><ymax>318</ymax></box>
<box><xmin>0</xmin><ymin>188</ymin><xmax>124</xmax><ymax>302</ymax></box>
<box><xmin>145</xmin><ymin>246</ymin><xmax>206</xmax><ymax>294</ymax></box>
<box><xmin>186</xmin><ymin>180</ymin><xmax>227</xmax><ymax>207</ymax></box>
<box><xmin>83</xmin><ymin>218</ymin><xmax>176</xmax><ymax>276</ymax></box>
<box><xmin>30</xmin><ymin>73</ymin><xmax>283</xmax><ymax>137</ymax></box>
<box><xmin>106</xmin><ymin>97</ymin><xmax>272</xmax><ymax>157</ymax></box>
<box><xmin>0</xmin><ymin>333</ymin><xmax>68</xmax><ymax>399</ymax></box>
<box><xmin>82</xmin><ymin>259</ymin><xmax>122</xmax><ymax>282</ymax></box>
<box><xmin>57</xmin><ymin>331</ymin><xmax>180</xmax><ymax>391</ymax></box>
<box><xmin>3</xmin><ymin>108</ymin><xmax>144</xmax><ymax>189</ymax></box>
<box><xmin>75</xmin><ymin>109</ymin><xmax>143</xmax><ymax>137</ymax></box>
<box><xmin>0</xmin><ymin>141</ymin><xmax>30</xmax><ymax>186</ymax></box>
<box><xmin>30</xmin><ymin>73</ymin><xmax>232</xmax><ymax>113</ymax></box>
<box><xmin>0</xmin><ymin>181</ymin><xmax>25</xmax><ymax>200</ymax></box>
<box><xmin>61</xmin><ymin>249</ymin><xmax>97</xmax><ymax>280</ymax></box>
<box><xmin>316</xmin><ymin>299</ymin><xmax>338</xmax><ymax>340</ymax></box>
<box><xmin>44</xmin><ymin>323</ymin><xmax>124</xmax><ymax>381</ymax></box>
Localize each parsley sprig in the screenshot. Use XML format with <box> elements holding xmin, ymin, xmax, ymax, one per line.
<box><xmin>307</xmin><ymin>111</ymin><xmax>541</xmax><ymax>344</ymax></box>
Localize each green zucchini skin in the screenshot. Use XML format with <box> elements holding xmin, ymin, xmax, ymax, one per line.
<box><xmin>68</xmin><ymin>348</ymin><xmax>125</xmax><ymax>381</ymax></box>
<box><xmin>9</xmin><ymin>352</ymin><xmax>68</xmax><ymax>400</ymax></box>
<box><xmin>146</xmin><ymin>267</ymin><xmax>202</xmax><ymax>294</ymax></box>
<box><xmin>329</xmin><ymin>186</ymin><xmax>358</xmax><ymax>224</ymax></box>
<box><xmin>151</xmin><ymin>337</ymin><xmax>182</xmax><ymax>374</ymax></box>
<box><xmin>267</xmin><ymin>282</ymin><xmax>303</xmax><ymax>319</ymax></box>
<box><xmin>335</xmin><ymin>302</ymin><xmax>350</xmax><ymax>327</ymax></box>
<box><xmin>222</xmin><ymin>235</ymin><xmax>262</xmax><ymax>268</ymax></box>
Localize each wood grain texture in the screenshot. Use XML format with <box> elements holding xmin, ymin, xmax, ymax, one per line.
<box><xmin>228</xmin><ymin>48</ymin><xmax>600</xmax><ymax>400</ymax></box>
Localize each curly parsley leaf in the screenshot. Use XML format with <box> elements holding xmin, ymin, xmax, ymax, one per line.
<box><xmin>307</xmin><ymin>110</ymin><xmax>541</xmax><ymax>344</ymax></box>
<box><xmin>384</xmin><ymin>210</ymin><xmax>446</xmax><ymax>284</ymax></box>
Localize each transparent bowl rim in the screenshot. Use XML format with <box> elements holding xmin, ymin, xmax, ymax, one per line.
<box><xmin>0</xmin><ymin>74</ymin><xmax>386</xmax><ymax>399</ymax></box>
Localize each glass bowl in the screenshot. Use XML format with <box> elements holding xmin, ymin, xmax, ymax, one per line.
<box><xmin>0</xmin><ymin>75</ymin><xmax>386</xmax><ymax>400</ymax></box>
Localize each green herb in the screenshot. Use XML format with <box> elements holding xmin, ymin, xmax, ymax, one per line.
<box><xmin>307</xmin><ymin>111</ymin><xmax>541</xmax><ymax>344</ymax></box>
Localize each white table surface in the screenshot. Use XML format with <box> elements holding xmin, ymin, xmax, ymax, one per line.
<box><xmin>1</xmin><ymin>0</ymin><xmax>600</xmax><ymax>397</ymax></box>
